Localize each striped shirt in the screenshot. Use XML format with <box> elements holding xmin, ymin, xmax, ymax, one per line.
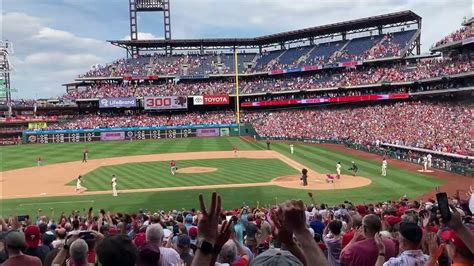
<box><xmin>383</xmin><ymin>250</ymin><xmax>429</xmax><ymax>266</ymax></box>
<box><xmin>159</xmin><ymin>247</ymin><xmax>181</xmax><ymax>266</ymax></box>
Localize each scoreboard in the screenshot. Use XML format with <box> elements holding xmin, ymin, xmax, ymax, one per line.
<box><xmin>25</xmin><ymin>128</ymin><xmax>197</xmax><ymax>144</ymax></box>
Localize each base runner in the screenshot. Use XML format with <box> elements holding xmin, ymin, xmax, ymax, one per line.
<box><xmin>76</xmin><ymin>175</ymin><xmax>84</xmax><ymax>193</ymax></box>
<box><xmin>170</xmin><ymin>160</ymin><xmax>177</xmax><ymax>175</ymax></box>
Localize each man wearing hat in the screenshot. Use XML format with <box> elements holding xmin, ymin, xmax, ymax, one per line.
<box><xmin>441</xmin><ymin>230</ymin><xmax>474</xmax><ymax>266</ymax></box>
<box><xmin>374</xmin><ymin>222</ymin><xmax>428</xmax><ymax>266</ymax></box>
<box><xmin>2</xmin><ymin>230</ymin><xmax>42</xmax><ymax>266</ymax></box>
<box><xmin>24</xmin><ymin>225</ymin><xmax>48</xmax><ymax>262</ymax></box>
<box><xmin>176</xmin><ymin>234</ymin><xmax>194</xmax><ymax>265</ymax></box>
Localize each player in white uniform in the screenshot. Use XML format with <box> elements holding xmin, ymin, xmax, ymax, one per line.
<box><xmin>381</xmin><ymin>158</ymin><xmax>387</xmax><ymax>177</ymax></box>
<box><xmin>336</xmin><ymin>162</ymin><xmax>342</xmax><ymax>178</ymax></box>
<box><xmin>75</xmin><ymin>175</ymin><xmax>84</xmax><ymax>193</ymax></box>
<box><xmin>422</xmin><ymin>156</ymin><xmax>428</xmax><ymax>172</ymax></box>
<box><xmin>290</xmin><ymin>144</ymin><xmax>294</xmax><ymax>154</ymax></box>
<box><xmin>111</xmin><ymin>175</ymin><xmax>118</xmax><ymax>196</ymax></box>
<box><xmin>427</xmin><ymin>153</ymin><xmax>432</xmax><ymax>168</ymax></box>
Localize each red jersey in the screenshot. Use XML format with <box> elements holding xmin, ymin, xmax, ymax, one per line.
<box><xmin>170</xmin><ymin>161</ymin><xmax>176</xmax><ymax>167</ymax></box>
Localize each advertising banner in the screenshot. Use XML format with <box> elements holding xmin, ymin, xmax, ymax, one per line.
<box><xmin>28</xmin><ymin>122</ymin><xmax>48</xmax><ymax>129</ymax></box>
<box><xmin>100</xmin><ymin>132</ymin><xmax>125</xmax><ymax>141</ymax></box>
<box><xmin>99</xmin><ymin>97</ymin><xmax>136</xmax><ymax>108</ymax></box>
<box><xmin>220</xmin><ymin>128</ymin><xmax>230</xmax><ymax>137</ymax></box>
<box><xmin>203</xmin><ymin>95</ymin><xmax>229</xmax><ymax>105</ymax></box>
<box><xmin>241</xmin><ymin>93</ymin><xmax>410</xmax><ymax>107</ymax></box>
<box><xmin>144</xmin><ymin>96</ymin><xmax>188</xmax><ymax>110</ymax></box>
<box><xmin>196</xmin><ymin>128</ymin><xmax>220</xmax><ymax>137</ymax></box>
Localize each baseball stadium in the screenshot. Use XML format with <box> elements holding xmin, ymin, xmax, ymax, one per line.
<box><xmin>0</xmin><ymin>1</ymin><xmax>473</xmax><ymax>265</ymax></box>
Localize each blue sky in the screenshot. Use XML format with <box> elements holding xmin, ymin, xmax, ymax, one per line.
<box><xmin>1</xmin><ymin>0</ymin><xmax>472</xmax><ymax>98</ymax></box>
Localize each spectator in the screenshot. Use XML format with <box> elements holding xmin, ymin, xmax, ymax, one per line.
<box><xmin>145</xmin><ymin>223</ymin><xmax>181</xmax><ymax>265</ymax></box>
<box><xmin>310</xmin><ymin>213</ymin><xmax>326</xmax><ymax>236</ymax></box>
<box><xmin>96</xmin><ymin>235</ymin><xmax>138</xmax><ymax>266</ymax></box>
<box><xmin>176</xmin><ymin>235</ymin><xmax>193</xmax><ymax>265</ymax></box>
<box><xmin>323</xmin><ymin>220</ymin><xmax>343</xmax><ymax>266</ymax></box>
<box><xmin>340</xmin><ymin>214</ymin><xmax>396</xmax><ymax>266</ymax></box>
<box><xmin>2</xmin><ymin>230</ymin><xmax>42</xmax><ymax>266</ymax></box>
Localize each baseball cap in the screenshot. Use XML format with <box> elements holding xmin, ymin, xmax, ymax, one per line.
<box><xmin>188</xmin><ymin>227</ymin><xmax>198</xmax><ymax>237</ymax></box>
<box><xmin>440</xmin><ymin>230</ymin><xmax>470</xmax><ymax>251</ymax></box>
<box><xmin>384</xmin><ymin>215</ymin><xmax>402</xmax><ymax>226</ymax></box>
<box><xmin>137</xmin><ymin>242</ymin><xmax>161</xmax><ymax>265</ymax></box>
<box><xmin>177</xmin><ymin>234</ymin><xmax>191</xmax><ymax>247</ymax></box>
<box><xmin>250</xmin><ymin>249</ymin><xmax>304</xmax><ymax>266</ymax></box>
<box><xmin>25</xmin><ymin>225</ymin><xmax>41</xmax><ymax>248</ymax></box>
<box><xmin>134</xmin><ymin>232</ymin><xmax>146</xmax><ymax>247</ymax></box>
<box><xmin>5</xmin><ymin>230</ymin><xmax>28</xmax><ymax>250</ymax></box>
<box><xmin>399</xmin><ymin>222</ymin><xmax>422</xmax><ymax>243</ymax></box>
<box><xmin>185</xmin><ymin>214</ymin><xmax>193</xmax><ymax>223</ymax></box>
<box><xmin>108</xmin><ymin>226</ymin><xmax>118</xmax><ymax>235</ymax></box>
<box><xmin>42</xmin><ymin>231</ymin><xmax>55</xmax><ymax>245</ymax></box>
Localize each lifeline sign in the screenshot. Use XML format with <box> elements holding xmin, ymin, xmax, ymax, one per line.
<box><xmin>193</xmin><ymin>95</ymin><xmax>229</xmax><ymax>105</ymax></box>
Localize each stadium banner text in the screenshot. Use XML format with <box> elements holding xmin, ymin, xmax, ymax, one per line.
<box><xmin>196</xmin><ymin>128</ymin><xmax>220</xmax><ymax>137</ymax></box>
<box><xmin>241</xmin><ymin>93</ymin><xmax>409</xmax><ymax>107</ymax></box>
<box><xmin>100</xmin><ymin>132</ymin><xmax>125</xmax><ymax>141</ymax></box>
<box><xmin>193</xmin><ymin>95</ymin><xmax>229</xmax><ymax>105</ymax></box>
<box><xmin>144</xmin><ymin>96</ymin><xmax>188</xmax><ymax>110</ymax></box>
<box><xmin>268</xmin><ymin>61</ymin><xmax>362</xmax><ymax>75</ymax></box>
<box><xmin>99</xmin><ymin>97</ymin><xmax>137</xmax><ymax>108</ymax></box>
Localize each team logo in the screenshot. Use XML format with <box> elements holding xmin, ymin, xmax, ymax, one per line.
<box><xmin>28</xmin><ymin>135</ymin><xmax>37</xmax><ymax>143</ymax></box>
<box><xmin>193</xmin><ymin>96</ymin><xmax>204</xmax><ymax>105</ymax></box>
<box><xmin>100</xmin><ymin>99</ymin><xmax>109</xmax><ymax>107</ymax></box>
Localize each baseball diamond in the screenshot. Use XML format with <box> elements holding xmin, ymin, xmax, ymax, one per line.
<box><xmin>1</xmin><ymin>2</ymin><xmax>474</xmax><ymax>266</ymax></box>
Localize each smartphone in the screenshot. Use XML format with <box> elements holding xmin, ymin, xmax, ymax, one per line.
<box><xmin>436</xmin><ymin>192</ymin><xmax>451</xmax><ymax>222</ymax></box>
<box><xmin>17</xmin><ymin>215</ymin><xmax>29</xmax><ymax>222</ymax></box>
<box><xmin>79</xmin><ymin>231</ymin><xmax>94</xmax><ymax>240</ymax></box>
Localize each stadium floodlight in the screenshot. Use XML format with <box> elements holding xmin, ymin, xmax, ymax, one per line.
<box><xmin>0</xmin><ymin>40</ymin><xmax>13</xmax><ymax>106</ymax></box>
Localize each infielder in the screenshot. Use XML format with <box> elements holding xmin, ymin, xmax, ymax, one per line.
<box><xmin>82</xmin><ymin>149</ymin><xmax>89</xmax><ymax>163</ymax></box>
<box><xmin>170</xmin><ymin>160</ymin><xmax>177</xmax><ymax>175</ymax></box>
<box><xmin>37</xmin><ymin>156</ymin><xmax>42</xmax><ymax>167</ymax></box>
<box><xmin>422</xmin><ymin>155</ymin><xmax>428</xmax><ymax>172</ymax></box>
<box><xmin>232</xmin><ymin>145</ymin><xmax>238</xmax><ymax>157</ymax></box>
<box><xmin>111</xmin><ymin>175</ymin><xmax>118</xmax><ymax>196</ymax></box>
<box><xmin>336</xmin><ymin>162</ymin><xmax>342</xmax><ymax>178</ymax></box>
<box><xmin>427</xmin><ymin>153</ymin><xmax>432</xmax><ymax>168</ymax></box>
<box><xmin>76</xmin><ymin>175</ymin><xmax>84</xmax><ymax>193</ymax></box>
<box><xmin>381</xmin><ymin>158</ymin><xmax>387</xmax><ymax>177</ymax></box>
<box><xmin>290</xmin><ymin>144</ymin><xmax>294</xmax><ymax>154</ymax></box>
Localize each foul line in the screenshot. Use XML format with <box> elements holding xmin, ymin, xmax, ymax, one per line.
<box><xmin>19</xmin><ymin>200</ymin><xmax>95</xmax><ymax>206</ymax></box>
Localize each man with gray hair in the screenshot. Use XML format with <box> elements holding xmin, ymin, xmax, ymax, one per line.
<box><xmin>216</xmin><ymin>238</ymin><xmax>249</xmax><ymax>266</ymax></box>
<box><xmin>2</xmin><ymin>230</ymin><xmax>42</xmax><ymax>266</ymax></box>
<box><xmin>145</xmin><ymin>224</ymin><xmax>180</xmax><ymax>266</ymax></box>
<box><xmin>69</xmin><ymin>239</ymin><xmax>89</xmax><ymax>266</ymax></box>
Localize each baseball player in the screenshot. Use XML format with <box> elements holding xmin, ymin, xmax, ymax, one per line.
<box><xmin>336</xmin><ymin>162</ymin><xmax>342</xmax><ymax>178</ymax></box>
<box><xmin>381</xmin><ymin>158</ymin><xmax>387</xmax><ymax>177</ymax></box>
<box><xmin>170</xmin><ymin>160</ymin><xmax>177</xmax><ymax>175</ymax></box>
<box><xmin>422</xmin><ymin>155</ymin><xmax>428</xmax><ymax>172</ymax></box>
<box><xmin>82</xmin><ymin>149</ymin><xmax>89</xmax><ymax>163</ymax></box>
<box><xmin>348</xmin><ymin>161</ymin><xmax>358</xmax><ymax>176</ymax></box>
<box><xmin>427</xmin><ymin>153</ymin><xmax>432</xmax><ymax>168</ymax></box>
<box><xmin>326</xmin><ymin>174</ymin><xmax>335</xmax><ymax>183</ymax></box>
<box><xmin>111</xmin><ymin>175</ymin><xmax>118</xmax><ymax>197</ymax></box>
<box><xmin>232</xmin><ymin>145</ymin><xmax>238</xmax><ymax>157</ymax></box>
<box><xmin>37</xmin><ymin>156</ymin><xmax>42</xmax><ymax>167</ymax></box>
<box><xmin>76</xmin><ymin>175</ymin><xmax>84</xmax><ymax>193</ymax></box>
<box><xmin>290</xmin><ymin>144</ymin><xmax>294</xmax><ymax>154</ymax></box>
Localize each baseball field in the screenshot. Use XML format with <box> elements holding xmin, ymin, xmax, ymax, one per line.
<box><xmin>0</xmin><ymin>137</ymin><xmax>451</xmax><ymax>217</ymax></box>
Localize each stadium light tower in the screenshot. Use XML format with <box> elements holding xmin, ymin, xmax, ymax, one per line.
<box><xmin>129</xmin><ymin>0</ymin><xmax>171</xmax><ymax>57</ymax></box>
<box><xmin>0</xmin><ymin>40</ymin><xmax>13</xmax><ymax>107</ymax></box>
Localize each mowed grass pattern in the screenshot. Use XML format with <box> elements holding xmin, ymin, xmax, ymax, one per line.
<box><xmin>69</xmin><ymin>158</ymin><xmax>298</xmax><ymax>191</ymax></box>
<box><xmin>0</xmin><ymin>138</ymin><xmax>444</xmax><ymax>216</ymax></box>
<box><xmin>1</xmin><ymin>137</ymin><xmax>256</xmax><ymax>171</ymax></box>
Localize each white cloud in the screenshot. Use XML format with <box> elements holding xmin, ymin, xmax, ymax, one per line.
<box><xmin>122</xmin><ymin>32</ymin><xmax>162</xmax><ymax>40</ymax></box>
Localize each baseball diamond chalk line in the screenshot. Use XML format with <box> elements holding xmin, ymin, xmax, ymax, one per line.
<box><xmin>0</xmin><ymin>151</ymin><xmax>371</xmax><ymax>199</ymax></box>
<box><xmin>19</xmin><ymin>200</ymin><xmax>95</xmax><ymax>207</ymax></box>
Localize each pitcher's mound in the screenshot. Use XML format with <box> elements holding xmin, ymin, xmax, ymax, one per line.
<box><xmin>272</xmin><ymin>174</ymin><xmax>371</xmax><ymax>190</ymax></box>
<box><xmin>176</xmin><ymin>167</ymin><xmax>217</xmax><ymax>174</ymax></box>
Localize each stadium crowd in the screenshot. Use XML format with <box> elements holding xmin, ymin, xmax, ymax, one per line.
<box><xmin>434</xmin><ymin>24</ymin><xmax>473</xmax><ymax>47</ymax></box>
<box><xmin>64</xmin><ymin>56</ymin><xmax>473</xmax><ymax>99</ymax></box>
<box><xmin>0</xmin><ymin>190</ymin><xmax>473</xmax><ymax>266</ymax></box>
<box><xmin>242</xmin><ymin>101</ymin><xmax>473</xmax><ymax>156</ymax></box>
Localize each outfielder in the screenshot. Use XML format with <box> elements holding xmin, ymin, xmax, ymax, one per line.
<box><xmin>76</xmin><ymin>175</ymin><xmax>84</xmax><ymax>193</ymax></box>
<box><xmin>170</xmin><ymin>160</ymin><xmax>177</xmax><ymax>175</ymax></box>
<box><xmin>290</xmin><ymin>144</ymin><xmax>294</xmax><ymax>154</ymax></box>
<box><xmin>381</xmin><ymin>158</ymin><xmax>387</xmax><ymax>177</ymax></box>
<box><xmin>111</xmin><ymin>175</ymin><xmax>118</xmax><ymax>196</ymax></box>
<box><xmin>336</xmin><ymin>162</ymin><xmax>342</xmax><ymax>178</ymax></box>
<box><xmin>427</xmin><ymin>153</ymin><xmax>432</xmax><ymax>168</ymax></box>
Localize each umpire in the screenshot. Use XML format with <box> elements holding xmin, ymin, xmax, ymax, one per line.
<box><xmin>266</xmin><ymin>139</ymin><xmax>271</xmax><ymax>150</ymax></box>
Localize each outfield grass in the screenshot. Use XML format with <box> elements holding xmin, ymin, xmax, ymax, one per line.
<box><xmin>0</xmin><ymin>138</ymin><xmax>444</xmax><ymax>216</ymax></box>
<box><xmin>68</xmin><ymin>158</ymin><xmax>298</xmax><ymax>191</ymax></box>
<box><xmin>0</xmin><ymin>137</ymin><xmax>256</xmax><ymax>171</ymax></box>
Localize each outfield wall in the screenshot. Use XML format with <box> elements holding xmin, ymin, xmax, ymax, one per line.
<box><xmin>22</xmin><ymin>123</ymin><xmax>255</xmax><ymax>144</ymax></box>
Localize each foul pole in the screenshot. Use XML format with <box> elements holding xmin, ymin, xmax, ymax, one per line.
<box><xmin>234</xmin><ymin>48</ymin><xmax>240</xmax><ymax>126</ymax></box>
